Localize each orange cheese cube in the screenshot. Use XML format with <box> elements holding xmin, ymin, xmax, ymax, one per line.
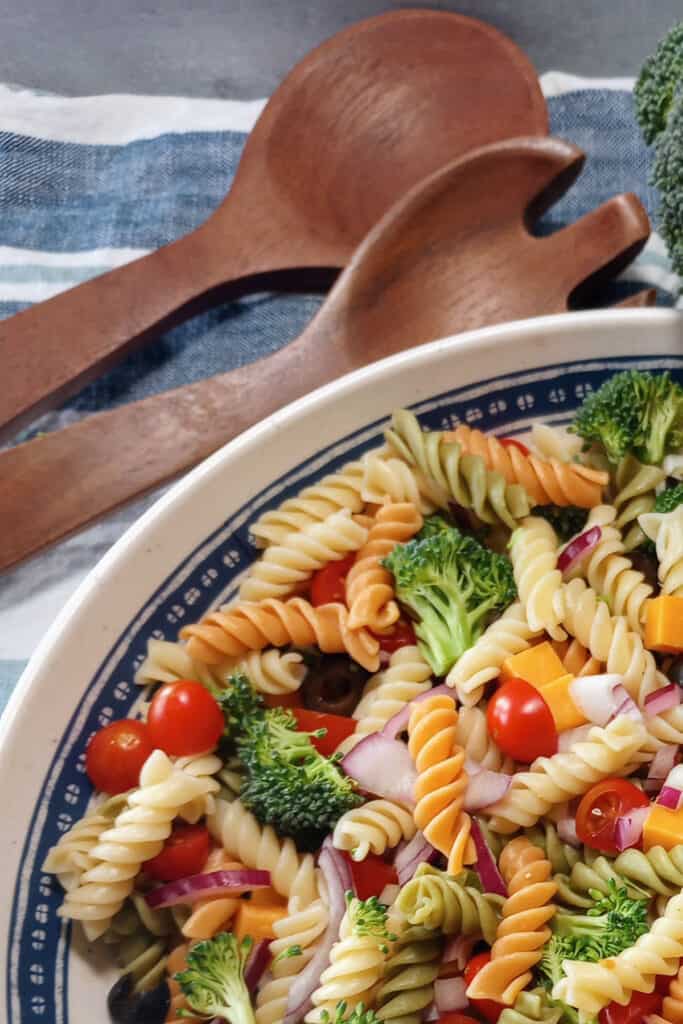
<box><xmin>500</xmin><ymin>642</ymin><xmax>567</xmax><ymax>688</ymax></box>
<box><xmin>642</xmin><ymin>803</ymin><xmax>683</xmax><ymax>852</ymax></box>
<box><xmin>234</xmin><ymin>897</ymin><xmax>288</xmax><ymax>941</ymax></box>
<box><xmin>645</xmin><ymin>596</ymin><xmax>683</xmax><ymax>654</ymax></box>
<box><xmin>535</xmin><ymin>674</ymin><xmax>587</xmax><ymax>733</ymax></box>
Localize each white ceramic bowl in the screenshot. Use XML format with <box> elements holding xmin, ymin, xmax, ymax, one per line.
<box><xmin>2</xmin><ymin>308</ymin><xmax>682</xmax><ymax>1022</ymax></box>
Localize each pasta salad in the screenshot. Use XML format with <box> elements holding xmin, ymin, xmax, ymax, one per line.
<box><xmin>43</xmin><ymin>369</ymin><xmax>683</xmax><ymax>1024</ymax></box>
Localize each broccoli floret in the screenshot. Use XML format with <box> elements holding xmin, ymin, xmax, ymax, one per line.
<box><xmin>416</xmin><ymin>514</ymin><xmax>453</xmax><ymax>540</ymax></box>
<box><xmin>635</xmin><ymin>21</ymin><xmax>683</xmax><ymax>144</ymax></box>
<box><xmin>532</xmin><ymin>505</ymin><xmax>589</xmax><ymax>542</ymax></box>
<box><xmin>383</xmin><ymin>524</ymin><xmax>516</xmax><ymax>675</ymax></box>
<box><xmin>221</xmin><ymin>675</ymin><xmax>361</xmax><ymax>849</ymax></box>
<box><xmin>320</xmin><ymin>1002</ymin><xmax>382</xmax><ymax>1024</ymax></box>
<box><xmin>175</xmin><ymin>931</ymin><xmax>254</xmax><ymax>1024</ymax></box>
<box><xmin>656</xmin><ymin>481</ymin><xmax>683</xmax><ymax>513</ymax></box>
<box><xmin>347</xmin><ymin>893</ymin><xmax>395</xmax><ymax>946</ymax></box>
<box><xmin>570</xmin><ymin>370</ymin><xmax>683</xmax><ymax>465</ymax></box>
<box><xmin>653</xmin><ymin>89</ymin><xmax>683</xmax><ymax>282</ymax></box>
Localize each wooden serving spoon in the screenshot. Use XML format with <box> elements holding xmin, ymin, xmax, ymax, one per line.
<box><xmin>0</xmin><ymin>8</ymin><xmax>548</xmax><ymax>442</ymax></box>
<box><xmin>0</xmin><ymin>137</ymin><xmax>653</xmax><ymax>572</ymax></box>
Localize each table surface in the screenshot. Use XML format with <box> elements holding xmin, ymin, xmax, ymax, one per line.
<box><xmin>5</xmin><ymin>0</ymin><xmax>681</xmax><ymax>97</ymax></box>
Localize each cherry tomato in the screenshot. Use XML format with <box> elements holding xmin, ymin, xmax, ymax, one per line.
<box><xmin>147</xmin><ymin>680</ymin><xmax>224</xmax><ymax>757</ymax></box>
<box><xmin>598</xmin><ymin>989</ymin><xmax>663</xmax><ymax>1024</ymax></box>
<box><xmin>310</xmin><ymin>554</ymin><xmax>356</xmax><ymax>606</ymax></box>
<box><xmin>345</xmin><ymin>853</ymin><xmax>397</xmax><ymax>900</ymax></box>
<box><xmin>144</xmin><ymin>823</ymin><xmax>210</xmax><ymax>882</ymax></box>
<box><xmin>486</xmin><ymin>678</ymin><xmax>558</xmax><ymax>763</ymax></box>
<box><xmin>463</xmin><ymin>952</ymin><xmax>504</xmax><ymax>1024</ymax></box>
<box><xmin>86</xmin><ymin>719</ymin><xmax>154</xmax><ymax>795</ymax></box>
<box><xmin>576</xmin><ymin>778</ymin><xmax>650</xmax><ymax>854</ymax></box>
<box><xmin>292</xmin><ymin>707</ymin><xmax>356</xmax><ymax>756</ymax></box>
<box><xmin>373</xmin><ymin>618</ymin><xmax>417</xmax><ymax>654</ymax></box>
<box><xmin>500</xmin><ymin>437</ymin><xmax>530</xmax><ymax>455</ymax></box>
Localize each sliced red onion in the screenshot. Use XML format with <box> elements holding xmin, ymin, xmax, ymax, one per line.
<box><xmin>381</xmin><ymin>684</ymin><xmax>452</xmax><ymax>740</ymax></box>
<box><xmin>569</xmin><ymin>675</ymin><xmax>634</xmax><ymax>727</ymax></box>
<box><xmin>649</xmin><ymin>744</ymin><xmax>678</xmax><ymax>784</ymax></box>
<box><xmin>394</xmin><ymin>832</ymin><xmax>438</xmax><ymax>886</ymax></box>
<box><xmin>245</xmin><ymin>940</ymin><xmax>271</xmax><ymax>993</ymax></box>
<box><xmin>434</xmin><ymin>977</ymin><xmax>468</xmax><ymax>1012</ymax></box>
<box><xmin>145</xmin><ymin>869</ymin><xmax>270</xmax><ymax>909</ymax></box>
<box><xmin>557</xmin><ymin>526</ymin><xmax>601</xmax><ymax>578</ymax></box>
<box><xmin>557</xmin><ymin>725</ymin><xmax>593</xmax><ymax>753</ymax></box>
<box><xmin>557</xmin><ymin>815</ymin><xmax>581</xmax><ymax>848</ymax></box>
<box><xmin>657</xmin><ymin>785</ymin><xmax>683</xmax><ymax>811</ymax></box>
<box><xmin>442</xmin><ymin>935</ymin><xmax>478</xmax><ymax>971</ymax></box>
<box><xmin>613</xmin><ymin>690</ymin><xmax>644</xmax><ymax>722</ymax></box>
<box><xmin>644</xmin><ymin>685</ymin><xmax>681</xmax><ymax>716</ymax></box>
<box><xmin>342</xmin><ymin>732</ymin><xmax>417</xmax><ymax>806</ymax></box>
<box><xmin>614</xmin><ymin>806</ymin><xmax>651</xmax><ymax>852</ymax></box>
<box><xmin>470</xmin><ymin>818</ymin><xmax>506</xmax><ymax>897</ymax></box>
<box><xmin>379</xmin><ymin>883</ymin><xmax>400</xmax><ymax>906</ymax></box>
<box><xmin>283</xmin><ymin>840</ymin><xmax>351</xmax><ymax>1024</ymax></box>
<box><xmin>665</xmin><ymin>764</ymin><xmax>683</xmax><ymax>791</ymax></box>
<box><xmin>464</xmin><ymin>770</ymin><xmax>511</xmax><ymax>812</ymax></box>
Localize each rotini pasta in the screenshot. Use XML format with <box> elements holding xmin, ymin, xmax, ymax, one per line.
<box><xmin>530</xmin><ymin>423</ymin><xmax>582</xmax><ymax>464</ymax></box>
<box><xmin>103</xmin><ymin>892</ymin><xmax>173</xmax><ymax>994</ymax></box>
<box><xmin>408</xmin><ymin>694</ymin><xmax>475</xmax><ymax>875</ymax></box>
<box><xmin>454</xmin><ymin>704</ymin><xmax>514</xmax><ymax>773</ymax></box>
<box><xmin>613</xmin><ymin>454</ymin><xmax>666</xmax><ymax>551</ymax></box>
<box><xmin>255</xmin><ymin>898</ymin><xmax>329</xmax><ymax>1024</ymax></box>
<box><xmin>555</xmin><ymin>844</ymin><xmax>683</xmax><ymax>908</ymax></box>
<box><xmin>360</xmin><ymin>450</ymin><xmax>436</xmax><ymax>514</ymax></box>
<box><xmin>524</xmin><ymin>822</ymin><xmax>582</xmax><ymax>876</ymax></box>
<box><xmin>180</xmin><ymin>850</ymin><xmax>245</xmax><ymax>940</ymax></box>
<box><xmin>549</xmin><ymin>637</ymin><xmax>602</xmax><ymax>678</ymax></box>
<box><xmin>332</xmin><ymin>799</ymin><xmax>416</xmax><ymax>861</ymax></box>
<box><xmin>42</xmin><ymin>792</ymin><xmax>127</xmax><ymax>891</ymax></box>
<box><xmin>466</xmin><ymin>838</ymin><xmax>557</xmax><ymax>1005</ymax></box>
<box><xmin>395</xmin><ymin>863</ymin><xmax>502</xmax><ymax>944</ymax></box>
<box><xmin>509</xmin><ymin>517</ymin><xmax>566</xmax><ymax>639</ymax></box>
<box><xmin>640</xmin><ymin>506</ymin><xmax>683</xmax><ymax>596</ymax></box>
<box><xmin>446</xmin><ymin>423</ymin><xmax>608</xmax><ymax>508</ymax></box>
<box><xmin>345</xmin><ymin>502</ymin><xmax>423</xmax><ymax>631</ymax></box>
<box><xmin>375</xmin><ymin>924</ymin><xmax>443</xmax><ymax>1024</ymax></box>
<box><xmin>652</xmin><ymin>965</ymin><xmax>683</xmax><ymax>1024</ymax></box>
<box><xmin>498</xmin><ymin>988</ymin><xmax>563</xmax><ymax>1024</ymax></box>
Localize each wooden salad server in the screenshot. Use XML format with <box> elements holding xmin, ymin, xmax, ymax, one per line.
<box><xmin>0</xmin><ymin>137</ymin><xmax>653</xmax><ymax>572</ymax></box>
<box><xmin>0</xmin><ymin>9</ymin><xmax>548</xmax><ymax>442</ymax></box>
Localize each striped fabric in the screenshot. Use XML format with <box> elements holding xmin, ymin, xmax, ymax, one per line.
<box><xmin>0</xmin><ymin>74</ymin><xmax>679</xmax><ymax>707</ymax></box>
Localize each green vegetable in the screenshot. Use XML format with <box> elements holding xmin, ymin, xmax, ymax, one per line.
<box><xmin>346</xmin><ymin>893</ymin><xmax>395</xmax><ymax>946</ymax></box>
<box><xmin>569</xmin><ymin>370</ymin><xmax>683</xmax><ymax>465</ymax></box>
<box><xmin>635</xmin><ymin>21</ymin><xmax>683</xmax><ymax>144</ymax></box>
<box><xmin>220</xmin><ymin>674</ymin><xmax>361</xmax><ymax>849</ymax></box>
<box><xmin>174</xmin><ymin>931</ymin><xmax>255</xmax><ymax>1024</ymax></box>
<box><xmin>655</xmin><ymin>481</ymin><xmax>683</xmax><ymax>513</ymax></box>
<box><xmin>383</xmin><ymin>522</ymin><xmax>515</xmax><ymax>676</ymax></box>
<box><xmin>531</xmin><ymin>505</ymin><xmax>589</xmax><ymax>543</ymax></box>
<box><xmin>320</xmin><ymin>1002</ymin><xmax>383</xmax><ymax>1024</ymax></box>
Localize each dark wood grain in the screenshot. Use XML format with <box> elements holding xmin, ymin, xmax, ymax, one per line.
<box><xmin>0</xmin><ymin>136</ymin><xmax>652</xmax><ymax>572</ymax></box>
<box><xmin>0</xmin><ymin>8</ymin><xmax>548</xmax><ymax>441</ymax></box>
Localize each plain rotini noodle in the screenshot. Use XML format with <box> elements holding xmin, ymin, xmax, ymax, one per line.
<box><xmin>333</xmin><ymin>799</ymin><xmax>416</xmax><ymax>861</ymax></box>
<box><xmin>208</xmin><ymin>797</ymin><xmax>319</xmax><ymax>911</ymax></box>
<box><xmin>250</xmin><ymin>459</ymin><xmax>365</xmax><ymax>548</ymax></box>
<box><xmin>446</xmin><ymin>423</ymin><xmax>608</xmax><ymax>508</ymax></box>
<box><xmin>375</xmin><ymin>924</ymin><xmax>443</xmax><ymax>1024</ymax></box>
<box><xmin>338</xmin><ymin>646</ymin><xmax>432</xmax><ymax>755</ymax></box>
<box><xmin>455</xmin><ymin>705</ymin><xmax>514</xmax><ymax>773</ymax></box>
<box><xmin>466</xmin><ymin>838</ymin><xmax>557</xmax><ymax>1006</ymax></box>
<box><xmin>360</xmin><ymin>450</ymin><xmax>436</xmax><ymax>514</ymax></box>
<box><xmin>173</xmin><ymin>750</ymin><xmax>223</xmax><ymax>823</ymax></box>
<box><xmin>529</xmin><ymin>423</ymin><xmax>582</xmax><ymax>464</ymax></box>
<box><xmin>255</xmin><ymin>898</ymin><xmax>329</xmax><ymax>1024</ymax></box>
<box><xmin>385</xmin><ymin>409</ymin><xmax>531</xmax><ymax>529</ymax></box>
<box><xmin>549</xmin><ymin>637</ymin><xmax>602</xmax><ymax>678</ymax></box>
<box><xmin>135</xmin><ymin>638</ymin><xmax>226</xmax><ymax>689</ymax></box>
<box><xmin>408</xmin><ymin>695</ymin><xmax>474</xmax><ymax>875</ymax></box>
<box><xmin>498</xmin><ymin>988</ymin><xmax>563</xmax><ymax>1024</ymax></box>
<box><xmin>640</xmin><ymin>506</ymin><xmax>683</xmax><ymax>597</ymax></box>
<box><xmin>485</xmin><ymin>716</ymin><xmax>647</xmax><ymax>833</ymax></box>
<box><xmin>239</xmin><ymin>508</ymin><xmax>368</xmax><ymax>602</ymax></box>
<box><xmin>345</xmin><ymin>502</ymin><xmax>423</xmax><ymax>631</ymax></box>
<box><xmin>180</xmin><ymin>596</ymin><xmax>379</xmax><ymax>672</ymax></box>
<box><xmin>509</xmin><ymin>517</ymin><xmax>566</xmax><ymax>639</ymax></box>
<box><xmin>395</xmin><ymin>863</ymin><xmax>502</xmax><ymax>944</ymax></box>
<box><xmin>446</xmin><ymin>603</ymin><xmax>542</xmax><ymax>706</ymax></box>
<box><xmin>553</xmin><ymin>892</ymin><xmax>683</xmax><ymax>1014</ymax></box>
<box><xmin>57</xmin><ymin>750</ymin><xmax>219</xmax><ymax>940</ymax></box>
<box><xmin>613</xmin><ymin>454</ymin><xmax>666</xmax><ymax>551</ymax></box>
<box><xmin>43</xmin><ymin>792</ymin><xmax>128</xmax><ymax>891</ymax></box>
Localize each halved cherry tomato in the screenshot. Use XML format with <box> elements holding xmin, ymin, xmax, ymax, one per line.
<box><xmin>576</xmin><ymin>778</ymin><xmax>650</xmax><ymax>854</ymax></box>
<box><xmin>486</xmin><ymin>678</ymin><xmax>558</xmax><ymax>763</ymax></box>
<box><xmin>500</xmin><ymin>437</ymin><xmax>530</xmax><ymax>455</ymax></box>
<box><xmin>437</xmin><ymin>1016</ymin><xmax>480</xmax><ymax>1024</ymax></box>
<box><xmin>147</xmin><ymin>680</ymin><xmax>224</xmax><ymax>756</ymax></box>
<box><xmin>598</xmin><ymin>989</ymin><xmax>663</xmax><ymax>1024</ymax></box>
<box><xmin>344</xmin><ymin>853</ymin><xmax>397</xmax><ymax>900</ymax></box>
<box><xmin>144</xmin><ymin>823</ymin><xmax>210</xmax><ymax>882</ymax></box>
<box><xmin>310</xmin><ymin>554</ymin><xmax>356</xmax><ymax>606</ymax></box>
<box><xmin>373</xmin><ymin>618</ymin><xmax>417</xmax><ymax>654</ymax></box>
<box><xmin>463</xmin><ymin>952</ymin><xmax>504</xmax><ymax>1024</ymax></box>
<box><xmin>292</xmin><ymin>707</ymin><xmax>355</xmax><ymax>756</ymax></box>
<box><xmin>86</xmin><ymin>719</ymin><xmax>154</xmax><ymax>795</ymax></box>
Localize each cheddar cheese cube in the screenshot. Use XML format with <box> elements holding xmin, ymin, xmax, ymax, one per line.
<box><xmin>535</xmin><ymin>674</ymin><xmax>587</xmax><ymax>733</ymax></box>
<box><xmin>500</xmin><ymin>641</ymin><xmax>567</xmax><ymax>688</ymax></box>
<box><xmin>645</xmin><ymin>595</ymin><xmax>683</xmax><ymax>654</ymax></box>
<box><xmin>642</xmin><ymin>803</ymin><xmax>683</xmax><ymax>852</ymax></box>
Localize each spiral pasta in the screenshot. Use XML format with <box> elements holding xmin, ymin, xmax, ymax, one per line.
<box><xmin>640</xmin><ymin>506</ymin><xmax>683</xmax><ymax>596</ymax></box>
<box><xmin>180</xmin><ymin>597</ymin><xmax>379</xmax><ymax>673</ymax></box>
<box><xmin>180</xmin><ymin>851</ymin><xmax>245</xmax><ymax>940</ymax></box>
<box><xmin>375</xmin><ymin>924</ymin><xmax>443</xmax><ymax>1024</ymax></box>
<box><xmin>239</xmin><ymin>509</ymin><xmax>368</xmax><ymax>602</ymax></box>
<box><xmin>653</xmin><ymin>965</ymin><xmax>683</xmax><ymax>1024</ymax></box>
<box><xmin>530</xmin><ymin>423</ymin><xmax>582</xmax><ymax>464</ymax></box>
<box><xmin>446</xmin><ymin>423</ymin><xmax>608</xmax><ymax>508</ymax></box>
<box><xmin>345</xmin><ymin>502</ymin><xmax>423</xmax><ymax>631</ymax></box>
<box><xmin>57</xmin><ymin>749</ymin><xmax>220</xmax><ymax>940</ymax></box>
<box><xmin>446</xmin><ymin>603</ymin><xmax>542</xmax><ymax>706</ymax></box>
<box><xmin>498</xmin><ymin>988</ymin><xmax>563</xmax><ymax>1024</ymax></box>
<box><xmin>333</xmin><ymin>799</ymin><xmax>416</xmax><ymax>861</ymax></box>
<box><xmin>103</xmin><ymin>893</ymin><xmax>173</xmax><ymax>995</ymax></box>
<box><xmin>613</xmin><ymin>454</ymin><xmax>666</xmax><ymax>551</ymax></box>
<box><xmin>408</xmin><ymin>695</ymin><xmax>475</xmax><ymax>875</ymax></box>
<box><xmin>509</xmin><ymin>517</ymin><xmax>566</xmax><ymax>639</ymax></box>
<box><xmin>135</xmin><ymin>638</ymin><xmax>225</xmax><ymax>689</ymax></box>
<box><xmin>42</xmin><ymin>793</ymin><xmax>127</xmax><ymax>891</ymax></box>
<box><xmin>553</xmin><ymin>892</ymin><xmax>683</xmax><ymax>1014</ymax></box>
<box><xmin>454</xmin><ymin>705</ymin><xmax>514</xmax><ymax>773</ymax></box>
<box><xmin>337</xmin><ymin>646</ymin><xmax>433</xmax><ymax>755</ymax></box>
<box><xmin>524</xmin><ymin>822</ymin><xmax>582</xmax><ymax>876</ymax></box>
<box><xmin>395</xmin><ymin>864</ymin><xmax>502</xmax><ymax>944</ymax></box>
<box><xmin>250</xmin><ymin>459</ymin><xmax>365</xmax><ymax>548</ymax></box>
<box><xmin>555</xmin><ymin>845</ymin><xmax>683</xmax><ymax>909</ymax></box>
<box><xmin>466</xmin><ymin>838</ymin><xmax>557</xmax><ymax>1006</ymax></box>
<box><xmin>385</xmin><ymin>409</ymin><xmax>531</xmax><ymax>529</ymax></box>
<box><xmin>485</xmin><ymin>716</ymin><xmax>647</xmax><ymax>833</ymax></box>
<box><xmin>360</xmin><ymin>450</ymin><xmax>436</xmax><ymax>514</ymax></box>
<box><xmin>549</xmin><ymin>637</ymin><xmax>602</xmax><ymax>678</ymax></box>
<box><xmin>255</xmin><ymin>898</ymin><xmax>329</xmax><ymax>1024</ymax></box>
<box><xmin>208</xmin><ymin>797</ymin><xmax>319</xmax><ymax>910</ymax></box>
